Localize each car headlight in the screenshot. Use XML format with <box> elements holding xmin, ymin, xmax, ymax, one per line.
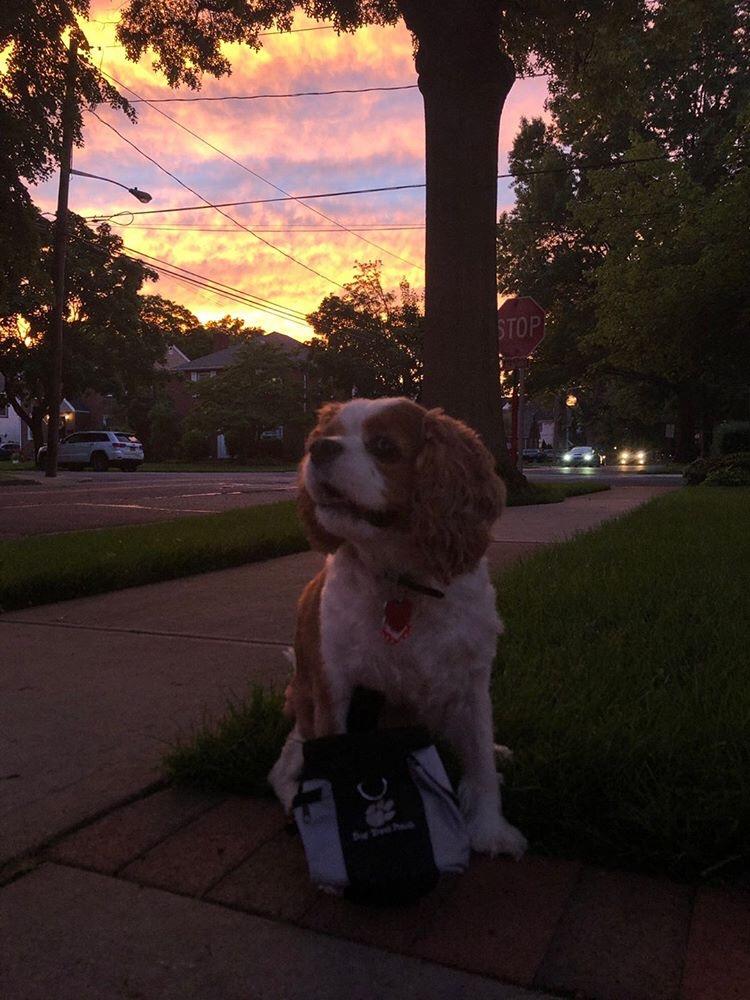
<box><xmin>620</xmin><ymin>450</ymin><xmax>630</xmax><ymax>462</ymax></box>
<box><xmin>563</xmin><ymin>453</ymin><xmax>572</xmax><ymax>462</ymax></box>
<box><xmin>636</xmin><ymin>450</ymin><xmax>646</xmax><ymax>462</ymax></box>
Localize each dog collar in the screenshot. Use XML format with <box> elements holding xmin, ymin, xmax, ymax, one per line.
<box><xmin>384</xmin><ymin>571</ymin><xmax>445</xmax><ymax>600</ymax></box>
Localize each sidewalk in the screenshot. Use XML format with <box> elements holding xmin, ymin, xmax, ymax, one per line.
<box><xmin>7</xmin><ymin>483</ymin><xmax>745</xmax><ymax>999</ymax></box>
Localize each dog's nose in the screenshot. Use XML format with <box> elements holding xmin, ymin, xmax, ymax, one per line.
<box><xmin>310</xmin><ymin>437</ymin><xmax>344</xmax><ymax>467</ymax></box>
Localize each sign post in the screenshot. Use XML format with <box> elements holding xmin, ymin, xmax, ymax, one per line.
<box><xmin>498</xmin><ymin>297</ymin><xmax>546</xmax><ymax>469</ymax></box>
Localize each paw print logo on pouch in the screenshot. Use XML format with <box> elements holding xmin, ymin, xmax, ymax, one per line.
<box><xmin>365</xmin><ymin>798</ymin><xmax>396</xmax><ymax>828</ymax></box>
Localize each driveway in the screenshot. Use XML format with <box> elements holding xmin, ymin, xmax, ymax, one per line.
<box><xmin>0</xmin><ymin>471</ymin><xmax>298</xmax><ymax>540</ymax></box>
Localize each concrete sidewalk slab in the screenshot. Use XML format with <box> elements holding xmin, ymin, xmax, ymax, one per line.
<box><xmin>534</xmin><ymin>867</ymin><xmax>693</xmax><ymax>1000</ymax></box>
<box><xmin>4</xmin><ymin>551</ymin><xmax>324</xmax><ymax>645</ymax></box>
<box><xmin>492</xmin><ymin>486</ymin><xmax>671</xmax><ymax>544</ymax></box>
<box><xmin>680</xmin><ymin>886</ymin><xmax>750</xmax><ymax>1000</ymax></box>
<box><xmin>0</xmin><ymin>864</ymin><xmax>558</xmax><ymax>1000</ymax></box>
<box><xmin>0</xmin><ymin>629</ymin><xmax>288</xmax><ymax>864</ymax></box>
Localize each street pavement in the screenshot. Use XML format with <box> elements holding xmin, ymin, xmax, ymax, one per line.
<box><xmin>0</xmin><ymin>470</ymin><xmax>297</xmax><ymax>539</ymax></box>
<box><xmin>524</xmin><ymin>465</ymin><xmax>683</xmax><ymax>487</ymax></box>
<box><xmin>0</xmin><ymin>465</ymin><xmax>680</xmax><ymax>539</ymax></box>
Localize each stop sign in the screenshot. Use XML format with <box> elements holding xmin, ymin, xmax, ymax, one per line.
<box><xmin>497</xmin><ymin>297</ymin><xmax>546</xmax><ymax>360</ymax></box>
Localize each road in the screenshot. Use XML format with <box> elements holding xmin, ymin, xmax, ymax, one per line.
<box><xmin>0</xmin><ymin>470</ymin><xmax>298</xmax><ymax>540</ymax></box>
<box><xmin>524</xmin><ymin>466</ymin><xmax>683</xmax><ymax>487</ymax></box>
<box><xmin>0</xmin><ymin>465</ymin><xmax>682</xmax><ymax>540</ymax></box>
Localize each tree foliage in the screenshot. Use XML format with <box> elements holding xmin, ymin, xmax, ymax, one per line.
<box><xmin>307</xmin><ymin>261</ymin><xmax>423</xmax><ymax>400</ymax></box>
<box><xmin>498</xmin><ymin>0</ymin><xmax>750</xmax><ymax>458</ymax></box>
<box><xmin>186</xmin><ymin>338</ymin><xmax>304</xmax><ymax>461</ymax></box>
<box><xmin>0</xmin><ymin>3</ymin><xmax>134</xmax><ymax>315</ymax></box>
<box><xmin>0</xmin><ymin>216</ymin><xmax>164</xmax><ymax>450</ymax></box>
<box><xmin>138</xmin><ymin>296</ymin><xmax>262</xmax><ymax>360</ymax></box>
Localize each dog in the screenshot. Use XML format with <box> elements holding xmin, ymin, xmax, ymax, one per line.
<box><xmin>268</xmin><ymin>397</ymin><xmax>527</xmax><ymax>858</ymax></box>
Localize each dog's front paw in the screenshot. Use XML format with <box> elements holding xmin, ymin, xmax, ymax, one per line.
<box><xmin>468</xmin><ymin>814</ymin><xmax>528</xmax><ymax>860</ymax></box>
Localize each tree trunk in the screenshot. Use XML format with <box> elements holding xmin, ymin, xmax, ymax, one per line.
<box><xmin>400</xmin><ymin>0</ymin><xmax>522</xmax><ymax>486</ymax></box>
<box><xmin>7</xmin><ymin>392</ymin><xmax>46</xmax><ymax>458</ymax></box>
<box><xmin>673</xmin><ymin>386</ymin><xmax>698</xmax><ymax>463</ymax></box>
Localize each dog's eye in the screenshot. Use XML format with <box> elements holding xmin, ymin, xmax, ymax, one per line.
<box><xmin>367</xmin><ymin>435</ymin><xmax>400</xmax><ymax>462</ymax></box>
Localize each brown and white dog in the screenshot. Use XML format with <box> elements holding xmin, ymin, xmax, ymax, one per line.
<box><xmin>268</xmin><ymin>397</ymin><xmax>527</xmax><ymax>858</ymax></box>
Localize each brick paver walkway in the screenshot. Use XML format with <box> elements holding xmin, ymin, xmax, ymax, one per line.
<box><xmin>31</xmin><ymin>787</ymin><xmax>750</xmax><ymax>1000</ymax></box>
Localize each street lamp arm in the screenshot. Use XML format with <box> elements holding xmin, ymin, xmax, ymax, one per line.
<box><xmin>70</xmin><ymin>168</ymin><xmax>152</xmax><ymax>203</ymax></box>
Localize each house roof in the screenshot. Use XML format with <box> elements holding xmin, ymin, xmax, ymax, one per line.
<box><xmin>175</xmin><ymin>344</ymin><xmax>243</xmax><ymax>373</ymax></box>
<box><xmin>174</xmin><ymin>332</ymin><xmax>309</xmax><ymax>373</ymax></box>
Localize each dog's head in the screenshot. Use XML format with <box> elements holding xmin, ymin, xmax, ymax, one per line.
<box><xmin>298</xmin><ymin>397</ymin><xmax>504</xmax><ymax>583</ymax></box>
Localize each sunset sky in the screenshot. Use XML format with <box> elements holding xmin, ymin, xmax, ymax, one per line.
<box><xmin>33</xmin><ymin>1</ymin><xmax>550</xmax><ymax>345</ymax></box>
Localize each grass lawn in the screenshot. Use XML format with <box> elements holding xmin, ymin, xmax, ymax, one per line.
<box><xmin>0</xmin><ymin>501</ymin><xmax>307</xmax><ymax>612</ymax></box>
<box><xmin>166</xmin><ymin>487</ymin><xmax>750</xmax><ymax>885</ymax></box>
<box><xmin>493</xmin><ymin>486</ymin><xmax>750</xmax><ymax>883</ymax></box>
<box><xmin>506</xmin><ymin>480</ymin><xmax>609</xmax><ymax>506</ymax></box>
<box><xmin>0</xmin><ymin>461</ymin><xmax>35</xmax><ymax>474</ymax></box>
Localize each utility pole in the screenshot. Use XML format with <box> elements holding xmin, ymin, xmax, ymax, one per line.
<box><xmin>46</xmin><ymin>36</ymin><xmax>78</xmax><ymax>478</ymax></box>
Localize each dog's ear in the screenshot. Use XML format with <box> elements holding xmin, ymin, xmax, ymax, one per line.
<box><xmin>297</xmin><ymin>482</ymin><xmax>343</xmax><ymax>553</ymax></box>
<box><xmin>411</xmin><ymin>409</ymin><xmax>505</xmax><ymax>583</ymax></box>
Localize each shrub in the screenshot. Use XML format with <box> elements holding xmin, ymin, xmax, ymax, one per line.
<box><xmin>683</xmin><ymin>452</ymin><xmax>750</xmax><ymax>485</ymax></box>
<box><xmin>180</xmin><ymin>427</ymin><xmax>212</xmax><ymax>461</ymax></box>
<box><xmin>713</xmin><ymin>421</ymin><xmax>750</xmax><ymax>456</ymax></box>
<box><xmin>703</xmin><ymin>466</ymin><xmax>750</xmax><ymax>488</ymax></box>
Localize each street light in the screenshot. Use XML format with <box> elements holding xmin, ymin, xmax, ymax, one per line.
<box><xmin>45</xmin><ymin>37</ymin><xmax>153</xmax><ymax>478</ymax></box>
<box><xmin>565</xmin><ymin>393</ymin><xmax>577</xmax><ymax>450</ymax></box>
<box><xmin>70</xmin><ymin>168</ymin><xmax>152</xmax><ymax>204</ymax></box>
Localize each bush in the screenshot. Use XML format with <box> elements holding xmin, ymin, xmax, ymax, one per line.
<box><xmin>712</xmin><ymin>421</ymin><xmax>750</xmax><ymax>456</ymax></box>
<box><xmin>683</xmin><ymin>452</ymin><xmax>750</xmax><ymax>485</ymax></box>
<box><xmin>703</xmin><ymin>466</ymin><xmax>750</xmax><ymax>488</ymax></box>
<box><xmin>180</xmin><ymin>427</ymin><xmax>212</xmax><ymax>461</ymax></box>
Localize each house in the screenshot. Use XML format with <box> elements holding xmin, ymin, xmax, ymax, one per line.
<box><xmin>0</xmin><ymin>374</ymin><xmax>25</xmax><ymax>448</ymax></box>
<box><xmin>174</xmin><ymin>331</ymin><xmax>310</xmax><ymax>458</ymax></box>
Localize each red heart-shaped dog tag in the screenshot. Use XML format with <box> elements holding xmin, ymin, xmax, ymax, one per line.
<box><xmin>382</xmin><ymin>598</ymin><xmax>413</xmax><ymax>644</ymax></box>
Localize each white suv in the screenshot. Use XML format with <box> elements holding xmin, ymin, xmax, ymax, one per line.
<box><xmin>37</xmin><ymin>431</ymin><xmax>144</xmax><ymax>472</ymax></box>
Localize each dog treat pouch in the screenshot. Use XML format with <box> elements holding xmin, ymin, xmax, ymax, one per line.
<box><xmin>292</xmin><ymin>726</ymin><xmax>470</xmax><ymax>905</ymax></box>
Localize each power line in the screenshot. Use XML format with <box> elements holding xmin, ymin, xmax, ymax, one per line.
<box><xmin>88</xmin><ymin>108</ymin><xmax>345</xmax><ymax>288</ymax></box>
<box><xmin>127</xmin><ymin>84</ymin><xmax>419</xmax><ymax>103</ymax></box>
<box><xmin>124</xmin><ymin>73</ymin><xmax>549</xmax><ymax>102</ymax></box>
<box><xmin>91</xmin><ymin>20</ymin><xmax>336</xmax><ymax>34</ymax></box>
<box><xmin>70</xmin><ymin>227</ymin><xmax>313</xmax><ymax>326</ymax></box>
<box><xmin>119</xmin><ymin>223</ymin><xmax>426</xmax><ymax>233</ymax></box>
<box><xmin>87</xmin><ymin>153</ymin><xmax>676</xmax><ymax>221</ymax></box>
<box><xmin>120</xmin><ymin>244</ymin><xmax>308</xmax><ymax>320</ymax></box>
<box><xmin>78</xmin><ymin>234</ymin><xmax>312</xmax><ymax>326</ymax></box>
<box><xmin>130</xmin><ymin>258</ymin><xmax>311</xmax><ymax>327</ymax></box>
<box><xmin>101</xmin><ymin>69</ymin><xmax>424</xmax><ymax>271</ymax></box>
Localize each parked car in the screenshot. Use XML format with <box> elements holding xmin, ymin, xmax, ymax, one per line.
<box><xmin>561</xmin><ymin>445</ymin><xmax>606</xmax><ymax>467</ymax></box>
<box><xmin>0</xmin><ymin>442</ymin><xmax>20</xmax><ymax>461</ymax></box>
<box><xmin>522</xmin><ymin>447</ymin><xmax>555</xmax><ymax>463</ymax></box>
<box><xmin>36</xmin><ymin>431</ymin><xmax>144</xmax><ymax>472</ymax></box>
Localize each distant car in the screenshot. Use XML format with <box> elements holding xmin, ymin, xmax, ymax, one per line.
<box><xmin>36</xmin><ymin>431</ymin><xmax>144</xmax><ymax>472</ymax></box>
<box><xmin>0</xmin><ymin>442</ymin><xmax>19</xmax><ymax>461</ymax></box>
<box><xmin>616</xmin><ymin>448</ymin><xmax>649</xmax><ymax>466</ymax></box>
<box><xmin>522</xmin><ymin>448</ymin><xmax>546</xmax><ymax>463</ymax></box>
<box><xmin>561</xmin><ymin>445</ymin><xmax>605</xmax><ymax>467</ymax></box>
